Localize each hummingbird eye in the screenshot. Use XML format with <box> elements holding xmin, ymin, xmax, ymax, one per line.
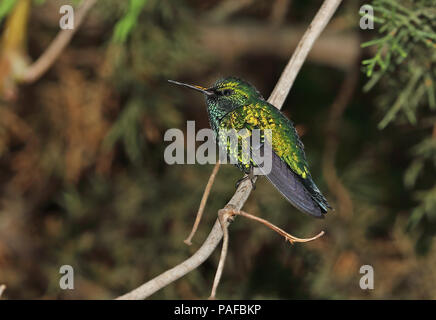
<box><xmin>222</xmin><ymin>89</ymin><xmax>233</xmax><ymax>96</ymax></box>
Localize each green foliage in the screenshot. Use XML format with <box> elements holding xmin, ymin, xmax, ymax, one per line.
<box><xmin>0</xmin><ymin>0</ymin><xmax>16</xmax><ymax>24</ymax></box>
<box><xmin>112</xmin><ymin>0</ymin><xmax>148</xmax><ymax>43</ymax></box>
<box><xmin>404</xmin><ymin>138</ymin><xmax>436</xmax><ymax>189</ymax></box>
<box><xmin>362</xmin><ymin>0</ymin><xmax>436</xmax><ymax>252</ymax></box>
<box><xmin>361</xmin><ymin>0</ymin><xmax>436</xmax><ymax>129</ymax></box>
<box><xmin>104</xmin><ymin>98</ymin><xmax>146</xmax><ymax>164</ymax></box>
<box><xmin>405</xmin><ymin>138</ymin><xmax>436</xmax><ymax>245</ymax></box>
<box><xmin>408</xmin><ymin>186</ymin><xmax>436</xmax><ymax>229</ymax></box>
<box><xmin>104</xmin><ymin>0</ymin><xmax>202</xmax><ymax>167</ymax></box>
<box><xmin>33</xmin><ymin>0</ymin><xmax>47</xmax><ymax>5</ymax></box>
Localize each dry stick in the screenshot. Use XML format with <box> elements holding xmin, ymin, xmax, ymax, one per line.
<box><xmin>231</xmin><ymin>209</ymin><xmax>325</xmax><ymax>244</ymax></box>
<box><xmin>209</xmin><ymin>207</ymin><xmax>233</xmax><ymax>299</ymax></box>
<box><xmin>184</xmin><ymin>161</ymin><xmax>220</xmax><ymax>245</ymax></box>
<box><xmin>116</xmin><ymin>0</ymin><xmax>343</xmax><ymax>300</ymax></box>
<box><xmin>19</xmin><ymin>0</ymin><xmax>98</xmax><ymax>84</ymax></box>
<box><xmin>268</xmin><ymin>0</ymin><xmax>342</xmax><ymax>107</ymax></box>
<box><xmin>209</xmin><ymin>206</ymin><xmax>324</xmax><ymax>299</ymax></box>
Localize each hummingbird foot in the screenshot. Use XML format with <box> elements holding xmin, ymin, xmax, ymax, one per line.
<box><xmin>235</xmin><ymin>174</ymin><xmax>256</xmax><ymax>190</ymax></box>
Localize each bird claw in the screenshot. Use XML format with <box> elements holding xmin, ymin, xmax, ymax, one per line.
<box><xmin>235</xmin><ymin>175</ymin><xmax>256</xmax><ymax>190</ymax></box>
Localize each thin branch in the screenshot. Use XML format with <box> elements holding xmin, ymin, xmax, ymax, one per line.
<box><xmin>18</xmin><ymin>0</ymin><xmax>98</xmax><ymax>84</ymax></box>
<box><xmin>209</xmin><ymin>206</ymin><xmax>234</xmax><ymax>299</ymax></box>
<box><xmin>269</xmin><ymin>0</ymin><xmax>343</xmax><ymax>108</ymax></box>
<box><xmin>116</xmin><ymin>0</ymin><xmax>343</xmax><ymax>300</ymax></box>
<box><xmin>116</xmin><ymin>218</ymin><xmax>227</xmax><ymax>300</ymax></box>
<box><xmin>231</xmin><ymin>209</ymin><xmax>325</xmax><ymax>244</ymax></box>
<box><xmin>184</xmin><ymin>161</ymin><xmax>220</xmax><ymax>245</ymax></box>
<box><xmin>209</xmin><ymin>206</ymin><xmax>324</xmax><ymax>299</ymax></box>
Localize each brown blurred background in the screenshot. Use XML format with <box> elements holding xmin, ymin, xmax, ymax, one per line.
<box><xmin>0</xmin><ymin>0</ymin><xmax>435</xmax><ymax>299</ymax></box>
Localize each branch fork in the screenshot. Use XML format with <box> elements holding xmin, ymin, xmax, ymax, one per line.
<box><xmin>209</xmin><ymin>205</ymin><xmax>324</xmax><ymax>299</ymax></box>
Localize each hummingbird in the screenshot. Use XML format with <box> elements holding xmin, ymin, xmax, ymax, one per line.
<box><xmin>168</xmin><ymin>77</ymin><xmax>331</xmax><ymax>218</ymax></box>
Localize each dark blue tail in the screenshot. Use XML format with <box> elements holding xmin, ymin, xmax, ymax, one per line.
<box><xmin>258</xmin><ymin>151</ymin><xmax>330</xmax><ymax>218</ymax></box>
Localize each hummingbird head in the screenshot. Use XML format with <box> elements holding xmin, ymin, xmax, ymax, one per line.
<box><xmin>207</xmin><ymin>77</ymin><xmax>264</xmax><ymax>109</ymax></box>
<box><xmin>168</xmin><ymin>77</ymin><xmax>264</xmax><ymax>129</ymax></box>
<box><xmin>168</xmin><ymin>77</ymin><xmax>264</xmax><ymax>112</ymax></box>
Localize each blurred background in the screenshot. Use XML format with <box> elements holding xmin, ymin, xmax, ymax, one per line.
<box><xmin>0</xmin><ymin>0</ymin><xmax>435</xmax><ymax>299</ymax></box>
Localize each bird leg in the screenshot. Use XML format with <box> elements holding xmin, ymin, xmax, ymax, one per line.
<box><xmin>235</xmin><ymin>167</ymin><xmax>257</xmax><ymax>190</ymax></box>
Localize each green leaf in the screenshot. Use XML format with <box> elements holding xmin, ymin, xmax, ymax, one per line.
<box><xmin>404</xmin><ymin>160</ymin><xmax>424</xmax><ymax>188</ymax></box>
<box><xmin>0</xmin><ymin>0</ymin><xmax>17</xmax><ymax>24</ymax></box>
<box><xmin>112</xmin><ymin>0</ymin><xmax>148</xmax><ymax>43</ymax></box>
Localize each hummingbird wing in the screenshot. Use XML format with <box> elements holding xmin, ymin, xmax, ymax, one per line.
<box><xmin>220</xmin><ymin>102</ymin><xmax>331</xmax><ymax>217</ymax></box>
<box><xmin>255</xmin><ymin>144</ymin><xmax>325</xmax><ymax>218</ymax></box>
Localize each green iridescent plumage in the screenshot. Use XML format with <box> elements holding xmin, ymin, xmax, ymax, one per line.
<box><xmin>169</xmin><ymin>77</ymin><xmax>331</xmax><ymax>217</ymax></box>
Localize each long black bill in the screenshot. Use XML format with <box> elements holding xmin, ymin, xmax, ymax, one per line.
<box><xmin>168</xmin><ymin>80</ymin><xmax>214</xmax><ymax>96</ymax></box>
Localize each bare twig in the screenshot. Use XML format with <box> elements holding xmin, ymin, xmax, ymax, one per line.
<box><xmin>116</xmin><ymin>0</ymin><xmax>343</xmax><ymax>300</ymax></box>
<box><xmin>116</xmin><ymin>219</ymin><xmax>227</xmax><ymax>300</ymax></box>
<box><xmin>209</xmin><ymin>206</ymin><xmax>234</xmax><ymax>299</ymax></box>
<box><xmin>231</xmin><ymin>209</ymin><xmax>325</xmax><ymax>244</ymax></box>
<box><xmin>269</xmin><ymin>0</ymin><xmax>343</xmax><ymax>108</ymax></box>
<box><xmin>18</xmin><ymin>0</ymin><xmax>98</xmax><ymax>84</ymax></box>
<box><xmin>184</xmin><ymin>161</ymin><xmax>220</xmax><ymax>245</ymax></box>
<box><xmin>209</xmin><ymin>206</ymin><xmax>324</xmax><ymax>299</ymax></box>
